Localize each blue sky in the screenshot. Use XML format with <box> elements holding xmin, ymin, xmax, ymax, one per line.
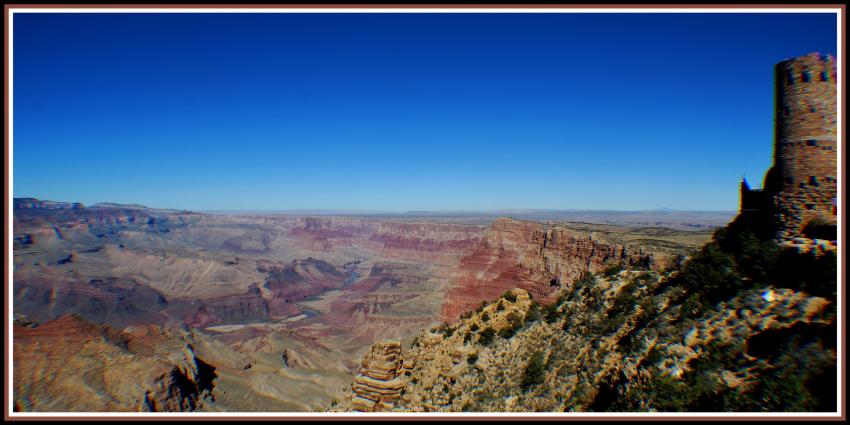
<box><xmin>12</xmin><ymin>12</ymin><xmax>838</xmax><ymax>211</ymax></box>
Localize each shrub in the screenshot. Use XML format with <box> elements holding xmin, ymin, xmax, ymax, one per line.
<box><xmin>499</xmin><ymin>312</ymin><xmax>524</xmax><ymax>339</ymax></box>
<box><xmin>467</xmin><ymin>352</ymin><xmax>478</xmax><ymax>365</ymax></box>
<box><xmin>576</xmin><ymin>272</ymin><xmax>597</xmax><ymax>287</ymax></box>
<box><xmin>521</xmin><ymin>350</ymin><xmax>547</xmax><ymax>390</ymax></box>
<box><xmin>435</xmin><ymin>322</ymin><xmax>455</xmax><ymax>338</ymax></box>
<box><xmin>496</xmin><ymin>301</ymin><xmax>505</xmax><ymax>312</ymax></box>
<box><xmin>524</xmin><ymin>301</ymin><xmax>541</xmax><ymax>323</ymax></box>
<box><xmin>772</xmin><ymin>248</ymin><xmax>836</xmax><ymax>300</ymax></box>
<box><xmin>470</xmin><ymin>322</ymin><xmax>480</xmax><ymax>332</ymax></box>
<box><xmin>674</xmin><ymin>243</ymin><xmax>742</xmax><ymax>305</ymax></box>
<box><xmin>543</xmin><ymin>302</ymin><xmax>560</xmax><ymax>323</ymax></box>
<box><xmin>603</xmin><ymin>262</ymin><xmax>625</xmax><ymax>277</ymax></box>
<box><xmin>801</xmin><ymin>219</ymin><xmax>837</xmax><ymax>240</ymax></box>
<box><xmin>478</xmin><ymin>327</ymin><xmax>495</xmax><ymax>346</ymax></box>
<box><xmin>502</xmin><ymin>290</ymin><xmax>518</xmax><ymax>302</ymax></box>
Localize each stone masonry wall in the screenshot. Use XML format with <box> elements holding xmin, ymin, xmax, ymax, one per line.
<box><xmin>771</xmin><ymin>52</ymin><xmax>838</xmax><ymax>239</ymax></box>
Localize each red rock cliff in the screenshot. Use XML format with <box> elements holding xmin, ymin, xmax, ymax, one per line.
<box><xmin>440</xmin><ymin>218</ymin><xmax>654</xmax><ymax>322</ymax></box>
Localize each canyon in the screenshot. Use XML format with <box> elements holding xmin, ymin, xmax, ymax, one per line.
<box><xmin>11</xmin><ymin>198</ymin><xmax>720</xmax><ymax>412</ymax></box>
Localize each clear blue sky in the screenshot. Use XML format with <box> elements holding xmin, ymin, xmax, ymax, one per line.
<box><xmin>13</xmin><ymin>12</ymin><xmax>838</xmax><ymax>211</ymax></box>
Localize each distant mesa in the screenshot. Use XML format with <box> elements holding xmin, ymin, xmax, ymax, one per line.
<box><xmin>91</xmin><ymin>202</ymin><xmax>150</xmax><ymax>210</ymax></box>
<box><xmin>14</xmin><ymin>198</ymin><xmax>84</xmax><ymax>210</ymax></box>
<box><xmin>13</xmin><ymin>198</ymin><xmax>151</xmax><ymax>211</ymax></box>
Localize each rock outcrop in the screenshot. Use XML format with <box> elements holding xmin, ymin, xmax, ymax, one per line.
<box><xmin>349</xmin><ymin>341</ymin><xmax>407</xmax><ymax>412</ymax></box>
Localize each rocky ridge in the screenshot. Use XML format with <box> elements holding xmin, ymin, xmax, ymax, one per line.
<box><xmin>337</xmin><ymin>264</ymin><xmax>836</xmax><ymax>412</ymax></box>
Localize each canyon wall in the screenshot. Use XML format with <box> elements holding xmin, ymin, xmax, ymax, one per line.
<box><xmin>440</xmin><ymin>218</ymin><xmax>656</xmax><ymax>322</ymax></box>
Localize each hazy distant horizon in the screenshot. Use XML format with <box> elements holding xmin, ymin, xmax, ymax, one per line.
<box><xmin>13</xmin><ymin>195</ymin><xmax>736</xmax><ymax>215</ymax></box>
<box><xmin>196</xmin><ymin>207</ymin><xmax>737</xmax><ymax>215</ymax></box>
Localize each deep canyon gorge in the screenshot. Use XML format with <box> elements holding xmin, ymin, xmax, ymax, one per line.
<box><xmin>12</xmin><ymin>199</ymin><xmax>720</xmax><ymax>412</ymax></box>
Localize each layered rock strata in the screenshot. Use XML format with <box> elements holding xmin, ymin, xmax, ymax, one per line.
<box><xmin>349</xmin><ymin>341</ymin><xmax>407</xmax><ymax>412</ymax></box>
<box><xmin>441</xmin><ymin>218</ymin><xmax>656</xmax><ymax>321</ymax></box>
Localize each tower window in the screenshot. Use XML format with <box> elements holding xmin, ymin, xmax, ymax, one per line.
<box><xmin>820</xmin><ymin>71</ymin><xmax>828</xmax><ymax>81</ymax></box>
<box><xmin>786</xmin><ymin>71</ymin><xmax>795</xmax><ymax>85</ymax></box>
<box><xmin>801</xmin><ymin>72</ymin><xmax>811</xmax><ymax>83</ymax></box>
<box><xmin>805</xmin><ymin>204</ymin><xmax>815</xmax><ymax>210</ymax></box>
<box><xmin>806</xmin><ymin>139</ymin><xmax>818</xmax><ymax>146</ymax></box>
<box><xmin>809</xmin><ymin>176</ymin><xmax>819</xmax><ymax>186</ymax></box>
<box><xmin>809</xmin><ymin>105</ymin><xmax>817</xmax><ymax>113</ymax></box>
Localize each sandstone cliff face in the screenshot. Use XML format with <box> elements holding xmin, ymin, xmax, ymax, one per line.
<box><xmin>440</xmin><ymin>218</ymin><xmax>655</xmax><ymax>322</ymax></box>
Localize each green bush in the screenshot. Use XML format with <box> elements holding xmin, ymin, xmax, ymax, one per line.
<box><xmin>521</xmin><ymin>350</ymin><xmax>547</xmax><ymax>390</ymax></box>
<box><xmin>543</xmin><ymin>302</ymin><xmax>560</xmax><ymax>323</ymax></box>
<box><xmin>467</xmin><ymin>352</ymin><xmax>478</xmax><ymax>365</ymax></box>
<box><xmin>502</xmin><ymin>290</ymin><xmax>518</xmax><ymax>302</ymax></box>
<box><xmin>576</xmin><ymin>272</ymin><xmax>597</xmax><ymax>288</ymax></box>
<box><xmin>603</xmin><ymin>262</ymin><xmax>624</xmax><ymax>277</ymax></box>
<box><xmin>524</xmin><ymin>301</ymin><xmax>541</xmax><ymax>323</ymax></box>
<box><xmin>499</xmin><ymin>312</ymin><xmax>524</xmax><ymax>339</ymax></box>
<box><xmin>478</xmin><ymin>327</ymin><xmax>496</xmax><ymax>346</ymax></box>
<box><xmin>435</xmin><ymin>322</ymin><xmax>455</xmax><ymax>338</ymax></box>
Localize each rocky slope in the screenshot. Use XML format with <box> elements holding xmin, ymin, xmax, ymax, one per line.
<box><xmin>13</xmin><ymin>313</ymin><xmax>356</xmax><ymax>412</ymax></box>
<box><xmin>336</xmin><ymin>217</ymin><xmax>838</xmax><ymax>412</ymax></box>
<box><xmin>13</xmin><ymin>315</ymin><xmax>217</xmax><ymax>412</ymax></box>
<box><xmin>337</xmin><ymin>276</ymin><xmax>835</xmax><ymax>412</ymax></box>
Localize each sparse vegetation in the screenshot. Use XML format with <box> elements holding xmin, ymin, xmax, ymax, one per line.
<box><xmin>478</xmin><ymin>327</ymin><xmax>495</xmax><ymax>346</ymax></box>
<box><xmin>499</xmin><ymin>312</ymin><xmax>523</xmax><ymax>339</ymax></box>
<box><xmin>434</xmin><ymin>322</ymin><xmax>455</xmax><ymax>338</ymax></box>
<box><xmin>521</xmin><ymin>350</ymin><xmax>547</xmax><ymax>390</ymax></box>
<box><xmin>501</xmin><ymin>290</ymin><xmax>517</xmax><ymax>303</ymax></box>
<box><xmin>495</xmin><ymin>301</ymin><xmax>505</xmax><ymax>312</ymax></box>
<box><xmin>543</xmin><ymin>302</ymin><xmax>560</xmax><ymax>324</ymax></box>
<box><xmin>523</xmin><ymin>301</ymin><xmax>540</xmax><ymax>323</ymax></box>
<box><xmin>602</xmin><ymin>262</ymin><xmax>624</xmax><ymax>277</ymax></box>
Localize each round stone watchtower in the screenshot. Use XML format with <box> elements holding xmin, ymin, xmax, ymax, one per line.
<box><xmin>770</xmin><ymin>52</ymin><xmax>838</xmax><ymax>239</ymax></box>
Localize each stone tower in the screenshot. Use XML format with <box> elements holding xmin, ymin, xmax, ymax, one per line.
<box><xmin>771</xmin><ymin>52</ymin><xmax>838</xmax><ymax>239</ymax></box>
<box><xmin>740</xmin><ymin>52</ymin><xmax>838</xmax><ymax>241</ymax></box>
